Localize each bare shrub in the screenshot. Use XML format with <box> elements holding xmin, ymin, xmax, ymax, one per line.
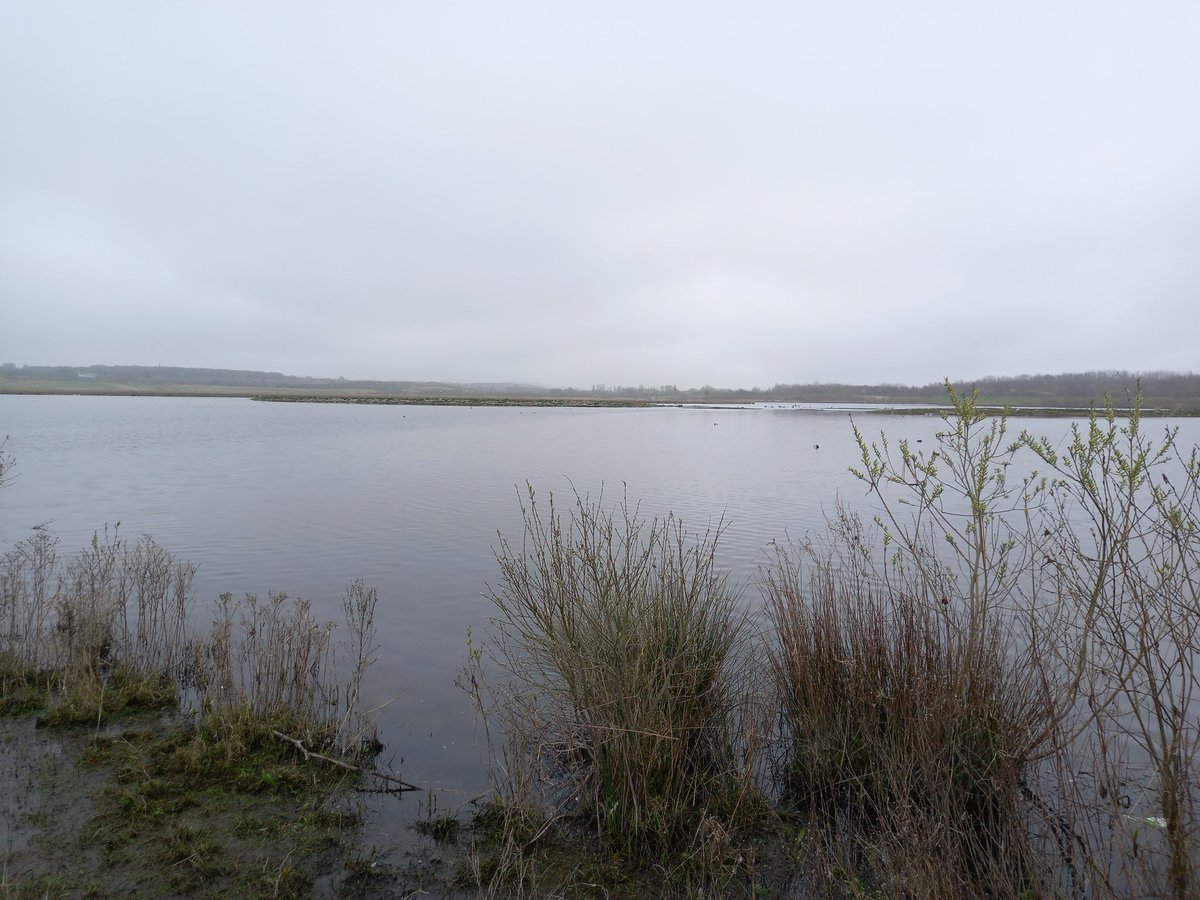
<box><xmin>759</xmin><ymin>385</ymin><xmax>1085</xmax><ymax>895</ymax></box>
<box><xmin>53</xmin><ymin>527</ymin><xmax>125</xmax><ymax>682</ymax></box>
<box><xmin>477</xmin><ymin>486</ymin><xmax>765</xmax><ymax>870</ymax></box>
<box><xmin>120</xmin><ymin>535</ymin><xmax>196</xmax><ymax>678</ymax></box>
<box><xmin>0</xmin><ymin>526</ymin><xmax>381</xmax><ymax>759</ymax></box>
<box><xmin>0</xmin><ymin>528</ymin><xmax>198</xmax><ymax>722</ymax></box>
<box><xmin>1024</xmin><ymin>396</ymin><xmax>1200</xmax><ymax>897</ymax></box>
<box><xmin>0</xmin><ymin>435</ymin><xmax>11</xmax><ymax>490</ymax></box>
<box><xmin>198</xmin><ymin>582</ymin><xmax>379</xmax><ymax>756</ymax></box>
<box><xmin>768</xmin><ymin>384</ymin><xmax>1200</xmax><ymax>897</ymax></box>
<box><xmin>202</xmin><ymin>592</ymin><xmax>336</xmax><ymax>738</ymax></box>
<box><xmin>0</xmin><ymin>529</ymin><xmax>58</xmax><ymax>677</ymax></box>
<box><xmin>337</xmin><ymin>578</ymin><xmax>381</xmax><ymax>751</ymax></box>
<box><xmin>764</xmin><ymin>535</ymin><xmax>1055</xmax><ymax>896</ymax></box>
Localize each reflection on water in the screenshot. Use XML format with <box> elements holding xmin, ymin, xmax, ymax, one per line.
<box><xmin>2</xmin><ymin>395</ymin><xmax>1196</xmax><ymax>832</ymax></box>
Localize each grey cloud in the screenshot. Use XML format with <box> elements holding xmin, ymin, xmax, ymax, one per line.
<box><xmin>3</xmin><ymin>2</ymin><xmax>1198</xmax><ymax>386</ymax></box>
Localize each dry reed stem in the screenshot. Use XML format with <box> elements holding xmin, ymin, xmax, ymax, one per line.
<box><xmin>0</xmin><ymin>529</ymin><xmax>384</xmax><ymax>762</ymax></box>
<box><xmin>479</xmin><ymin>484</ymin><xmax>766</xmax><ymax>869</ymax></box>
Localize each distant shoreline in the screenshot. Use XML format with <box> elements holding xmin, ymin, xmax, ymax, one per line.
<box><xmin>251</xmin><ymin>393</ymin><xmax>653</xmax><ymax>408</ymax></box>
<box><xmin>254</xmin><ymin>396</ymin><xmax>1198</xmax><ymax>417</ymax></box>
<box><xmin>2</xmin><ymin>386</ymin><xmax>1197</xmax><ymax>416</ymax></box>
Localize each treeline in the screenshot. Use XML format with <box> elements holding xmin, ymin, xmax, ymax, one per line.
<box><xmin>0</xmin><ymin>363</ymin><xmax>541</xmax><ymax>397</ymax></box>
<box><xmin>3</xmin><ymin>363</ymin><xmax>1199</xmax><ymax>409</ymax></box>
<box><xmin>949</xmin><ymin>371</ymin><xmax>1200</xmax><ymax>404</ymax></box>
<box><xmin>559</xmin><ymin>370</ymin><xmax>1200</xmax><ymax>409</ymax></box>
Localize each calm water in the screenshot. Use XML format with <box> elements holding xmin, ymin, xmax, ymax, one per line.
<box><xmin>2</xmin><ymin>395</ymin><xmax>1196</xmax><ymax>837</ymax></box>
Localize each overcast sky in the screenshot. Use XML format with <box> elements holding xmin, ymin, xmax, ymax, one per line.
<box><xmin>2</xmin><ymin>3</ymin><xmax>1197</xmax><ymax>388</ymax></box>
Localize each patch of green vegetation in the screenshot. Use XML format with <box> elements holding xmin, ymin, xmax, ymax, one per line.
<box><xmin>2</xmin><ymin>712</ymin><xmax>387</xmax><ymax>898</ymax></box>
<box><xmin>412</xmin><ymin>811</ymin><xmax>462</xmax><ymax>844</ymax></box>
<box><xmin>0</xmin><ymin>873</ymin><xmax>81</xmax><ymax>900</ymax></box>
<box><xmin>0</xmin><ymin>664</ymin><xmax>53</xmax><ymax>717</ymax></box>
<box><xmin>0</xmin><ymin>681</ymin><xmax>44</xmax><ymax>717</ymax></box>
<box><xmin>35</xmin><ymin>666</ymin><xmax>177</xmax><ymax>728</ymax></box>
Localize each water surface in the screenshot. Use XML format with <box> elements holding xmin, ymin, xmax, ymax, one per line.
<box><xmin>2</xmin><ymin>395</ymin><xmax>1195</xmax><ymax>836</ymax></box>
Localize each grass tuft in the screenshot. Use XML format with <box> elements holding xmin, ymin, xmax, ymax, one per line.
<box><xmin>469</xmin><ymin>485</ymin><xmax>769</xmax><ymax>886</ymax></box>
<box><xmin>763</xmin><ymin>539</ymin><xmax>1052</xmax><ymax>895</ymax></box>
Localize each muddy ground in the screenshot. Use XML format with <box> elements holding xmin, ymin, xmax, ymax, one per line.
<box><xmin>0</xmin><ymin>713</ymin><xmax>476</xmax><ymax>898</ymax></box>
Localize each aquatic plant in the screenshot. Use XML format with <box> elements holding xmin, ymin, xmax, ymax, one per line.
<box><xmin>761</xmin><ymin>384</ymin><xmax>1200</xmax><ymax>897</ymax></box>
<box><xmin>469</xmin><ymin>386</ymin><xmax>1199</xmax><ymax>897</ymax></box>
<box><xmin>473</xmin><ymin>486</ymin><xmax>766</xmax><ymax>879</ymax></box>
<box><xmin>0</xmin><ymin>528</ymin><xmax>383</xmax><ymax>760</ymax></box>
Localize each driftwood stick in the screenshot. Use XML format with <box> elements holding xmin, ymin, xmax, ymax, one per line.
<box><xmin>270</xmin><ymin>729</ymin><xmax>420</xmax><ymax>792</ymax></box>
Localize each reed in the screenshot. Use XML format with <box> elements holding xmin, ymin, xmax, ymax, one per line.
<box><xmin>467</xmin><ymin>388</ymin><xmax>1198</xmax><ymax>896</ymax></box>
<box><xmin>478</xmin><ymin>486</ymin><xmax>765</xmax><ymax>874</ymax></box>
<box><xmin>0</xmin><ymin>528</ymin><xmax>381</xmax><ymax>759</ymax></box>
<box><xmin>201</xmin><ymin>582</ymin><xmax>378</xmax><ymax>755</ymax></box>
<box><xmin>763</xmin><ymin>535</ymin><xmax>1055</xmax><ymax>896</ymax></box>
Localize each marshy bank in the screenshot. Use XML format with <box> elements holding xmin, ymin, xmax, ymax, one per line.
<box><xmin>252</xmin><ymin>395</ymin><xmax>652</xmax><ymax>408</ymax></box>
<box><xmin>0</xmin><ymin>712</ymin><xmax>387</xmax><ymax>897</ymax></box>
<box><xmin>0</xmin><ymin>531</ymin><xmax>442</xmax><ymax>897</ymax></box>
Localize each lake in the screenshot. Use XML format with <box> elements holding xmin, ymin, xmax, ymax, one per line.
<box><xmin>2</xmin><ymin>394</ymin><xmax>1196</xmax><ymax>843</ymax></box>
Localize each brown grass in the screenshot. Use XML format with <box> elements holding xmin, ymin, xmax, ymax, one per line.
<box><xmin>0</xmin><ymin>528</ymin><xmax>380</xmax><ymax>758</ymax></box>
<box><xmin>763</xmin><ymin>535</ymin><xmax>1056</xmax><ymax>896</ymax></box>
<box><xmin>472</xmin><ymin>486</ymin><xmax>767</xmax><ymax>881</ymax></box>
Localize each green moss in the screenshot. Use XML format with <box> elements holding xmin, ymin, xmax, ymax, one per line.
<box><xmin>2</xmin><ymin>712</ymin><xmax>380</xmax><ymax>898</ymax></box>
<box><xmin>0</xmin><ymin>682</ymin><xmax>44</xmax><ymax>717</ymax></box>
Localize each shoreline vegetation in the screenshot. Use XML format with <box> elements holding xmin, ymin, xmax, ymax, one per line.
<box><xmin>2</xmin><ymin>363</ymin><xmax>1200</xmax><ymax>414</ymax></box>
<box><xmin>456</xmin><ymin>386</ymin><xmax>1200</xmax><ymax>897</ymax></box>
<box><xmin>250</xmin><ymin>394</ymin><xmax>1197</xmax><ymax>419</ymax></box>
<box><xmin>4</xmin><ymin>386</ymin><xmax>1199</xmax><ymax>896</ymax></box>
<box><xmin>0</xmin><ymin>527</ymin><xmax>413</xmax><ymax>896</ymax></box>
<box><xmin>3</xmin><ymin>380</ymin><xmax>1196</xmax><ymax>418</ymax></box>
<box><xmin>254</xmin><ymin>394</ymin><xmax>654</xmax><ymax>408</ymax></box>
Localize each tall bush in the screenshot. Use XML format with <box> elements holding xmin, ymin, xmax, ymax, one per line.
<box><xmin>479</xmin><ymin>486</ymin><xmax>763</xmax><ymax>866</ymax></box>
<box><xmin>1022</xmin><ymin>395</ymin><xmax>1200</xmax><ymax>897</ymax></box>
<box><xmin>761</xmin><ymin>384</ymin><xmax>1199</xmax><ymax>897</ymax></box>
<box><xmin>765</xmin><ymin>387</ymin><xmax>1064</xmax><ymax>895</ymax></box>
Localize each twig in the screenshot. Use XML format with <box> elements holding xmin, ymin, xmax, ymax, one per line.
<box><xmin>270</xmin><ymin>729</ymin><xmax>420</xmax><ymax>792</ymax></box>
